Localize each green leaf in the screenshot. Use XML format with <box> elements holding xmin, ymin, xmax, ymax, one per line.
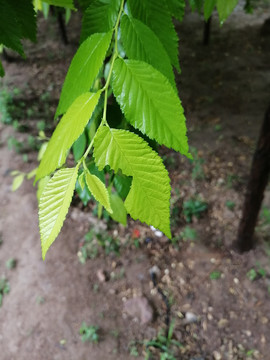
<box><xmin>75</xmin><ymin>176</ymin><xmax>91</xmax><ymax>206</ymax></box>
<box><xmin>110</xmin><ymin>192</ymin><xmax>127</xmax><ymax>226</ymax></box>
<box><xmin>113</xmin><ymin>173</ymin><xmax>131</xmax><ymax>199</ymax></box>
<box><xmin>36</xmin><ymin>91</ymin><xmax>101</xmax><ymax>181</ymax></box>
<box><xmin>55</xmin><ymin>31</ymin><xmax>112</xmax><ymax>117</ymax></box>
<box><xmin>94</xmin><ymin>126</ymin><xmax>171</xmax><ymax>237</ymax></box>
<box><xmin>27</xmin><ymin>167</ymin><xmax>37</xmax><ymax>179</ymax></box>
<box><xmin>81</xmin><ymin>0</ymin><xmax>121</xmax><ymax>42</ymax></box>
<box><xmin>37</xmin><ymin>176</ymin><xmax>50</xmax><ymax>202</ymax></box>
<box><xmin>39</xmin><ymin>166</ymin><xmax>78</xmax><ymax>259</ymax></box>
<box><xmin>127</xmin><ymin>0</ymin><xmax>180</xmax><ymax>72</ymax></box>
<box><xmin>84</xmin><ymin>169</ymin><xmax>112</xmax><ymax>213</ymax></box>
<box><xmin>112</xmin><ymin>59</ymin><xmax>190</xmax><ymax>157</ymax></box>
<box><xmin>9</xmin><ymin>0</ymin><xmax>37</xmax><ymax>42</ymax></box>
<box><xmin>78</xmin><ymin>172</ymin><xmax>85</xmax><ymax>190</ymax></box>
<box><xmin>204</xmin><ymin>0</ymin><xmax>216</xmax><ymax>20</ymax></box>
<box><xmin>42</xmin><ymin>0</ymin><xmax>75</xmax><ymax>9</ymax></box>
<box><xmin>166</xmin><ymin>0</ymin><xmax>185</xmax><ymax>21</ymax></box>
<box><xmin>217</xmin><ymin>0</ymin><xmax>238</xmax><ymax>22</ymax></box>
<box><xmin>12</xmin><ymin>174</ymin><xmax>25</xmax><ymax>191</ymax></box>
<box><xmin>0</xmin><ymin>0</ymin><xmax>24</xmax><ymax>56</ymax></box>
<box><xmin>120</xmin><ymin>15</ymin><xmax>176</xmax><ymax>89</ymax></box>
<box><xmin>189</xmin><ymin>0</ymin><xmax>203</xmax><ymax>12</ymax></box>
<box><xmin>78</xmin><ymin>0</ymin><xmax>94</xmax><ymax>12</ymax></box>
<box><xmin>72</xmin><ymin>132</ymin><xmax>87</xmax><ymax>161</ymax></box>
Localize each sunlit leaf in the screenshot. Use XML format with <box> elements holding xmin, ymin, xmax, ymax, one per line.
<box><xmin>55</xmin><ymin>31</ymin><xmax>112</xmax><ymax>117</ymax></box>
<box><xmin>112</xmin><ymin>58</ymin><xmax>190</xmax><ymax>157</ymax></box>
<box><xmin>120</xmin><ymin>14</ymin><xmax>176</xmax><ymax>89</ymax></box>
<box><xmin>36</xmin><ymin>91</ymin><xmax>101</xmax><ymax>181</ymax></box>
<box><xmin>39</xmin><ymin>166</ymin><xmax>78</xmax><ymax>259</ymax></box>
<box><xmin>84</xmin><ymin>169</ymin><xmax>112</xmax><ymax>213</ymax></box>
<box><xmin>110</xmin><ymin>192</ymin><xmax>127</xmax><ymax>226</ymax></box>
<box><xmin>94</xmin><ymin>126</ymin><xmax>171</xmax><ymax>237</ymax></box>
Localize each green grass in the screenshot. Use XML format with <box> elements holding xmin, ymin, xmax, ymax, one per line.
<box><xmin>78</xmin><ymin>230</ymin><xmax>120</xmax><ymax>263</ymax></box>
<box><xmin>183</xmin><ymin>197</ymin><xmax>208</xmax><ymax>223</ymax></box>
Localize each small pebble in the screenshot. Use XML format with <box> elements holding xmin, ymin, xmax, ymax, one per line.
<box><xmin>97</xmin><ymin>269</ymin><xmax>107</xmax><ymax>282</ymax></box>
<box><xmin>213</xmin><ymin>351</ymin><xmax>222</xmax><ymax>360</ymax></box>
<box><xmin>184</xmin><ymin>312</ymin><xmax>198</xmax><ymax>324</ymax></box>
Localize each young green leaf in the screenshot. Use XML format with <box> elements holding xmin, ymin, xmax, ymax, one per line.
<box><xmin>204</xmin><ymin>0</ymin><xmax>216</xmax><ymax>21</ymax></box>
<box><xmin>113</xmin><ymin>173</ymin><xmax>131</xmax><ymax>199</ymax></box>
<box><xmin>36</xmin><ymin>91</ymin><xmax>101</xmax><ymax>181</ymax></box>
<box><xmin>78</xmin><ymin>172</ymin><xmax>85</xmax><ymax>190</ymax></box>
<box><xmin>72</xmin><ymin>132</ymin><xmax>87</xmax><ymax>161</ymax></box>
<box><xmin>42</xmin><ymin>0</ymin><xmax>75</xmax><ymax>9</ymax></box>
<box><xmin>110</xmin><ymin>192</ymin><xmax>127</xmax><ymax>226</ymax></box>
<box><xmin>120</xmin><ymin>14</ymin><xmax>176</xmax><ymax>89</ymax></box>
<box><xmin>37</xmin><ymin>176</ymin><xmax>50</xmax><ymax>202</ymax></box>
<box><xmin>94</xmin><ymin>126</ymin><xmax>171</xmax><ymax>238</ymax></box>
<box><xmin>217</xmin><ymin>0</ymin><xmax>238</xmax><ymax>22</ymax></box>
<box><xmin>127</xmin><ymin>0</ymin><xmax>180</xmax><ymax>72</ymax></box>
<box><xmin>39</xmin><ymin>166</ymin><xmax>78</xmax><ymax>259</ymax></box>
<box><xmin>112</xmin><ymin>59</ymin><xmax>190</xmax><ymax>157</ymax></box>
<box><xmin>12</xmin><ymin>174</ymin><xmax>25</xmax><ymax>191</ymax></box>
<box><xmin>84</xmin><ymin>169</ymin><xmax>112</xmax><ymax>213</ymax></box>
<box><xmin>55</xmin><ymin>31</ymin><xmax>112</xmax><ymax>117</ymax></box>
<box><xmin>81</xmin><ymin>0</ymin><xmax>121</xmax><ymax>42</ymax></box>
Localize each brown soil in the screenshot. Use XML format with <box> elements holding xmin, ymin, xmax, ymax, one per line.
<box><xmin>0</xmin><ymin>2</ymin><xmax>270</xmax><ymax>360</ymax></box>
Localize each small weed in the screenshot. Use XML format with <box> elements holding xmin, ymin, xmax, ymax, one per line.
<box><xmin>129</xmin><ymin>342</ymin><xmax>139</xmax><ymax>357</ymax></box>
<box><xmin>144</xmin><ymin>321</ymin><xmax>183</xmax><ymax>360</ymax></box>
<box><xmin>247</xmin><ymin>263</ymin><xmax>267</xmax><ymax>281</ymax></box>
<box><xmin>214</xmin><ymin>124</ymin><xmax>222</xmax><ymax>131</ymax></box>
<box><xmin>190</xmin><ymin>146</ymin><xmax>205</xmax><ymax>180</ymax></box>
<box><xmin>78</xmin><ymin>230</ymin><xmax>120</xmax><ymax>263</ymax></box>
<box><xmin>0</xmin><ymin>277</ymin><xmax>10</xmax><ymax>306</ymax></box>
<box><xmin>247</xmin><ymin>268</ymin><xmax>257</xmax><ymax>281</ymax></box>
<box><xmin>260</xmin><ymin>207</ymin><xmax>270</xmax><ymax>225</ymax></box>
<box><xmin>79</xmin><ymin>322</ymin><xmax>99</xmax><ymax>343</ymax></box>
<box><xmin>7</xmin><ymin>136</ymin><xmax>23</xmax><ymax>153</ymax></box>
<box><xmin>226</xmin><ymin>174</ymin><xmax>240</xmax><ymax>189</ymax></box>
<box><xmin>110</xmin><ymin>329</ymin><xmax>119</xmax><ymax>338</ymax></box>
<box><xmin>162</xmin><ymin>154</ymin><xmax>176</xmax><ymax>170</ymax></box>
<box><xmin>36</xmin><ymin>295</ymin><xmax>45</xmax><ymax>304</ymax></box>
<box><xmin>181</xmin><ymin>226</ymin><xmax>197</xmax><ymax>241</ymax></box>
<box><xmin>170</xmin><ymin>234</ymin><xmax>181</xmax><ymax>248</ymax></box>
<box><xmin>183</xmin><ymin>197</ymin><xmax>208</xmax><ymax>223</ymax></box>
<box><xmin>6</xmin><ymin>258</ymin><xmax>17</xmax><ymax>270</ymax></box>
<box><xmin>210</xmin><ymin>270</ymin><xmax>222</xmax><ymax>280</ymax></box>
<box><xmin>37</xmin><ymin>120</ymin><xmax>46</xmax><ymax>131</ymax></box>
<box><xmin>225</xmin><ymin>200</ymin><xmax>235</xmax><ymax>211</ymax></box>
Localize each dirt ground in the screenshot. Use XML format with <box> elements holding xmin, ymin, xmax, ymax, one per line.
<box><xmin>0</xmin><ymin>2</ymin><xmax>270</xmax><ymax>360</ymax></box>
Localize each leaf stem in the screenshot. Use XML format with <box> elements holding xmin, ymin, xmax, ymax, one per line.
<box><xmin>101</xmin><ymin>0</ymin><xmax>124</xmax><ymax>123</ymax></box>
<box><xmin>79</xmin><ymin>0</ymin><xmax>125</xmax><ymax>165</ymax></box>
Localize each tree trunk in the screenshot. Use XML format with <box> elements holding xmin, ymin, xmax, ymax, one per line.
<box><xmin>203</xmin><ymin>16</ymin><xmax>212</xmax><ymax>46</ymax></box>
<box><xmin>236</xmin><ymin>104</ymin><xmax>270</xmax><ymax>252</ymax></box>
